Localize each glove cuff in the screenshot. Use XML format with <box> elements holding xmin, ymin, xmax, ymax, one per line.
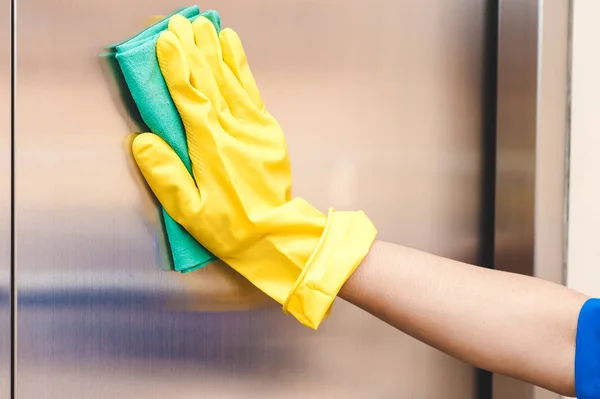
<box><xmin>283</xmin><ymin>208</ymin><xmax>377</xmax><ymax>329</ymax></box>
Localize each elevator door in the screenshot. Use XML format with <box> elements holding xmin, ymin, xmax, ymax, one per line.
<box><xmin>16</xmin><ymin>1</ymin><xmax>489</xmax><ymax>397</ymax></box>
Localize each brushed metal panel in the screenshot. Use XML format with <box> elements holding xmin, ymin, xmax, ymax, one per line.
<box><xmin>495</xmin><ymin>0</ymin><xmax>539</xmax><ymax>278</ymax></box>
<box><xmin>0</xmin><ymin>0</ymin><xmax>11</xmax><ymax>396</ymax></box>
<box><xmin>16</xmin><ymin>1</ymin><xmax>488</xmax><ymax>397</ymax></box>
<box><xmin>494</xmin><ymin>1</ymin><xmax>570</xmax><ymax>398</ymax></box>
<box><xmin>494</xmin><ymin>1</ymin><xmax>538</xmax><ymax>397</ymax></box>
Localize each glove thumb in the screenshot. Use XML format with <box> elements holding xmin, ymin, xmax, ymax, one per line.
<box><xmin>132</xmin><ymin>133</ymin><xmax>202</xmax><ymax>230</ymax></box>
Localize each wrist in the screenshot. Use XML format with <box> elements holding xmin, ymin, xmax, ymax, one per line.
<box><xmin>283</xmin><ymin>209</ymin><xmax>377</xmax><ymax>329</ymax></box>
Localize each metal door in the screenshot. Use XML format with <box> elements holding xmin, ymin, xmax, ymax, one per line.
<box><xmin>15</xmin><ymin>1</ymin><xmax>492</xmax><ymax>397</ymax></box>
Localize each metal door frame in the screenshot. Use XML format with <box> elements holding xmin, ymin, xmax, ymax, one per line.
<box><xmin>493</xmin><ymin>1</ymin><xmax>571</xmax><ymax>398</ymax></box>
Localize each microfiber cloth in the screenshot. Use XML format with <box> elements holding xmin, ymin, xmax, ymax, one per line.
<box><xmin>108</xmin><ymin>6</ymin><xmax>220</xmax><ymax>273</ymax></box>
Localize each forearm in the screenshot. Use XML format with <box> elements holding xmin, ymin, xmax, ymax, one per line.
<box><xmin>339</xmin><ymin>240</ymin><xmax>589</xmax><ymax>396</ymax></box>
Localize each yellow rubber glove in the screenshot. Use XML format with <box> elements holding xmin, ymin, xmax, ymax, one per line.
<box><xmin>132</xmin><ymin>15</ymin><xmax>377</xmax><ymax>329</ymax></box>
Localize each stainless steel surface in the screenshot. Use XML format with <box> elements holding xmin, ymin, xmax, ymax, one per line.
<box><xmin>16</xmin><ymin>1</ymin><xmax>490</xmax><ymax>397</ymax></box>
<box><xmin>494</xmin><ymin>1</ymin><xmax>538</xmax><ymax>397</ymax></box>
<box><xmin>494</xmin><ymin>1</ymin><xmax>570</xmax><ymax>398</ymax></box>
<box><xmin>0</xmin><ymin>0</ymin><xmax>11</xmax><ymax>396</ymax></box>
<box><xmin>495</xmin><ymin>0</ymin><xmax>539</xmax><ymax>278</ymax></box>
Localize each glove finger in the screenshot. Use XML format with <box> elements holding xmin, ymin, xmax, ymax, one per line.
<box><xmin>197</xmin><ymin>10</ymin><xmax>222</xmax><ymax>32</ymax></box>
<box><xmin>220</xmin><ymin>28</ymin><xmax>266</xmax><ymax>112</ymax></box>
<box><xmin>191</xmin><ymin>17</ymin><xmax>256</xmax><ymax>119</ymax></box>
<box><xmin>190</xmin><ymin>16</ymin><xmax>225</xmax><ymax>85</ymax></box>
<box><xmin>162</xmin><ymin>16</ymin><xmax>224</xmax><ymax>112</ymax></box>
<box><xmin>132</xmin><ymin>133</ymin><xmax>203</xmax><ymax>233</ymax></box>
<box><xmin>167</xmin><ymin>14</ymin><xmax>196</xmax><ymax>50</ymax></box>
<box><xmin>157</xmin><ymin>29</ymin><xmax>225</xmax><ymax>163</ymax></box>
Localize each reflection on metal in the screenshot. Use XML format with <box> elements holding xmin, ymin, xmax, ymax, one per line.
<box><xmin>495</xmin><ymin>0</ymin><xmax>539</xmax><ymax>278</ymax></box>
<box><xmin>16</xmin><ymin>1</ymin><xmax>490</xmax><ymax>397</ymax></box>
<box><xmin>0</xmin><ymin>0</ymin><xmax>11</xmax><ymax>396</ymax></box>
<box><xmin>494</xmin><ymin>1</ymin><xmax>570</xmax><ymax>398</ymax></box>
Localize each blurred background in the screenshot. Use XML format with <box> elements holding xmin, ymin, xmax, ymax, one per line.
<box><xmin>3</xmin><ymin>0</ymin><xmax>598</xmax><ymax>398</ymax></box>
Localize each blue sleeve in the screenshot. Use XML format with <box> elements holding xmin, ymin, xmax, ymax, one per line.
<box><xmin>576</xmin><ymin>298</ymin><xmax>600</xmax><ymax>399</ymax></box>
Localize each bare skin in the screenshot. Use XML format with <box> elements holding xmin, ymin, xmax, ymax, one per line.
<box><xmin>339</xmin><ymin>240</ymin><xmax>589</xmax><ymax>397</ymax></box>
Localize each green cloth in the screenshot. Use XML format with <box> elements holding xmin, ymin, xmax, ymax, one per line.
<box><xmin>109</xmin><ymin>6</ymin><xmax>220</xmax><ymax>273</ymax></box>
